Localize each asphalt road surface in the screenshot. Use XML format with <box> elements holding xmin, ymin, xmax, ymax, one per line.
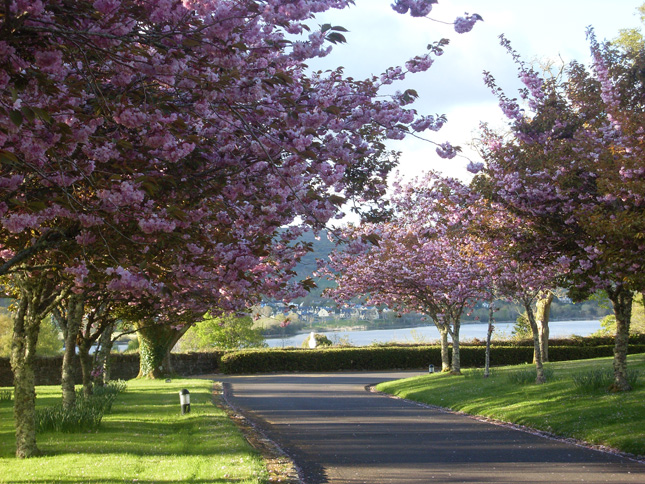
<box><xmin>219</xmin><ymin>371</ymin><xmax>644</xmax><ymax>484</ymax></box>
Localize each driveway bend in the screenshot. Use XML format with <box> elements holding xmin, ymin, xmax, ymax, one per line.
<box><xmin>218</xmin><ymin>371</ymin><xmax>644</xmax><ymax>484</ymax></box>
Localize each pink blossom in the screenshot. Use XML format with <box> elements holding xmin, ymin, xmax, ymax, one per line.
<box><xmin>34</xmin><ymin>50</ymin><xmax>63</xmax><ymax>75</ymax></box>
<box><xmin>93</xmin><ymin>0</ymin><xmax>121</xmax><ymax>15</ymax></box>
<box><xmin>436</xmin><ymin>142</ymin><xmax>458</xmax><ymax>159</ymax></box>
<box><xmin>454</xmin><ymin>14</ymin><xmax>482</xmax><ymax>34</ymax></box>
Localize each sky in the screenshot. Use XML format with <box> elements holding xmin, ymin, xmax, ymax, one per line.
<box><xmin>306</xmin><ymin>0</ymin><xmax>643</xmax><ymax>183</ymax></box>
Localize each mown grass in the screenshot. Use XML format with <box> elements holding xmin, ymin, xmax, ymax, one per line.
<box><xmin>0</xmin><ymin>379</ymin><xmax>268</xmax><ymax>483</ymax></box>
<box><xmin>376</xmin><ymin>353</ymin><xmax>645</xmax><ymax>457</ymax></box>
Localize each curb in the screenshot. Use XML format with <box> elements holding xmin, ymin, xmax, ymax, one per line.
<box><xmin>212</xmin><ymin>381</ymin><xmax>304</xmax><ymax>483</ymax></box>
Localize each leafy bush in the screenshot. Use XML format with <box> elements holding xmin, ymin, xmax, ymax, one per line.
<box><xmin>572</xmin><ymin>367</ymin><xmax>640</xmax><ymax>393</ymax></box>
<box><xmin>512</xmin><ymin>312</ymin><xmax>532</xmax><ymax>339</ymax></box>
<box><xmin>0</xmin><ymin>389</ymin><xmax>11</xmax><ymax>402</ymax></box>
<box><xmin>36</xmin><ymin>380</ymin><xmax>127</xmax><ymax>433</ymax></box>
<box><xmin>1</xmin><ymin>313</ymin><xmax>63</xmax><ymax>357</ymax></box>
<box><xmin>176</xmin><ymin>313</ymin><xmax>266</xmax><ymax>351</ymax></box>
<box><xmin>301</xmin><ymin>333</ymin><xmax>333</xmax><ymax>348</ymax></box>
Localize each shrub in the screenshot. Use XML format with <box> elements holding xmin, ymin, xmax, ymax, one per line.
<box><xmin>301</xmin><ymin>333</ymin><xmax>333</xmax><ymax>348</ymax></box>
<box><xmin>36</xmin><ymin>380</ymin><xmax>127</xmax><ymax>433</ymax></box>
<box><xmin>0</xmin><ymin>388</ymin><xmax>11</xmax><ymax>402</ymax></box>
<box><xmin>218</xmin><ymin>344</ymin><xmax>645</xmax><ymax>374</ymax></box>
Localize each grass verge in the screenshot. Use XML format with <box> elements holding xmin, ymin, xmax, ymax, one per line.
<box><xmin>376</xmin><ymin>353</ymin><xmax>645</xmax><ymax>458</ymax></box>
<box><xmin>0</xmin><ymin>378</ymin><xmax>268</xmax><ymax>483</ymax></box>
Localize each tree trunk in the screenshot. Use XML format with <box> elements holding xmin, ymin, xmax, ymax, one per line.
<box><xmin>437</xmin><ymin>326</ymin><xmax>451</xmax><ymax>372</ymax></box>
<box><xmin>484</xmin><ymin>303</ymin><xmax>494</xmax><ymax>378</ymax></box>
<box><xmin>60</xmin><ymin>294</ymin><xmax>84</xmax><ymax>409</ymax></box>
<box><xmin>94</xmin><ymin>322</ymin><xmax>115</xmax><ymax>385</ymax></box>
<box><xmin>77</xmin><ymin>339</ymin><xmax>93</xmax><ymax>397</ymax></box>
<box><xmin>136</xmin><ymin>322</ymin><xmax>187</xmax><ymax>379</ymax></box>
<box><xmin>10</xmin><ymin>276</ymin><xmax>67</xmax><ymax>458</ymax></box>
<box><xmin>448</xmin><ymin>319</ymin><xmax>461</xmax><ymax>375</ymax></box>
<box><xmin>10</xmin><ymin>297</ymin><xmax>39</xmax><ymax>458</ymax></box>
<box><xmin>535</xmin><ymin>291</ymin><xmax>553</xmax><ymax>363</ymax></box>
<box><xmin>607</xmin><ymin>286</ymin><xmax>633</xmax><ymax>392</ymax></box>
<box><xmin>524</xmin><ymin>303</ymin><xmax>545</xmax><ymax>384</ymax></box>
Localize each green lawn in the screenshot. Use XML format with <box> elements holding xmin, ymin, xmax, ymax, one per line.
<box><xmin>376</xmin><ymin>353</ymin><xmax>645</xmax><ymax>457</ymax></box>
<box><xmin>0</xmin><ymin>379</ymin><xmax>268</xmax><ymax>483</ymax></box>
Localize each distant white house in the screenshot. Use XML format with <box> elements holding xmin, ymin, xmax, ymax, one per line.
<box><xmin>317</xmin><ymin>308</ymin><xmax>330</xmax><ymax>318</ymax></box>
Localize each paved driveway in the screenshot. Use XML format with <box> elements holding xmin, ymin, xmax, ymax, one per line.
<box><xmin>218</xmin><ymin>371</ymin><xmax>644</xmax><ymax>484</ymax></box>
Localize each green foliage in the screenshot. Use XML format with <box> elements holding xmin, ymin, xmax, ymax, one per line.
<box><xmin>572</xmin><ymin>367</ymin><xmax>640</xmax><ymax>393</ymax></box>
<box><xmin>36</xmin><ymin>381</ymin><xmax>126</xmax><ymax>433</ymax></box>
<box><xmin>0</xmin><ymin>313</ymin><xmax>63</xmax><ymax>357</ymax></box>
<box><xmin>593</xmin><ymin>293</ymin><xmax>645</xmax><ymax>336</ymax></box>
<box><xmin>35</xmin><ymin>380</ymin><xmax>127</xmax><ymax>433</ymax></box>
<box><xmin>126</xmin><ymin>338</ymin><xmax>140</xmax><ymax>352</ymax></box>
<box><xmin>301</xmin><ymin>333</ymin><xmax>333</xmax><ymax>348</ymax></box>
<box><xmin>0</xmin><ymin>389</ymin><xmax>11</xmax><ymax>402</ymax></box>
<box><xmin>512</xmin><ymin>312</ymin><xmax>532</xmax><ymax>339</ymax></box>
<box><xmin>614</xmin><ymin>3</ymin><xmax>645</xmax><ymax>54</ymax></box>
<box><xmin>177</xmin><ymin>313</ymin><xmax>266</xmax><ymax>351</ymax></box>
<box><xmin>35</xmin><ymin>316</ymin><xmax>64</xmax><ymax>356</ymax></box>
<box><xmin>0</xmin><ymin>313</ymin><xmax>10</xmax><ymax>357</ymax></box>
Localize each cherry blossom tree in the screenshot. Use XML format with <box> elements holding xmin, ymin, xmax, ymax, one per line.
<box><xmin>1</xmin><ymin>0</ymin><xmax>481</xmax><ymax>457</ymax></box>
<box><xmin>322</xmin><ymin>172</ymin><xmax>491</xmax><ymax>373</ymax></box>
<box><xmin>475</xmin><ymin>32</ymin><xmax>645</xmax><ymax>391</ymax></box>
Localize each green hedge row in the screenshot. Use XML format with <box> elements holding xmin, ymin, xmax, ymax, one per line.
<box><xmin>219</xmin><ymin>344</ymin><xmax>645</xmax><ymax>374</ymax></box>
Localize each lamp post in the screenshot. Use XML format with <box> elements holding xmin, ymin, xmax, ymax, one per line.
<box><xmin>179</xmin><ymin>389</ymin><xmax>190</xmax><ymax>414</ymax></box>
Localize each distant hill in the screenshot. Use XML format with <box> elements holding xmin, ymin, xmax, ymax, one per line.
<box><xmin>290</xmin><ymin>229</ymin><xmax>339</xmax><ymax>305</ymax></box>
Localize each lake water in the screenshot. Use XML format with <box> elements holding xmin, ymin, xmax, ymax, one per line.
<box><xmin>265</xmin><ymin>319</ymin><xmax>603</xmax><ymax>348</ymax></box>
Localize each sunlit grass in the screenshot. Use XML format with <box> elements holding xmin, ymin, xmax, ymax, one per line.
<box><xmin>0</xmin><ymin>379</ymin><xmax>268</xmax><ymax>483</ymax></box>
<box><xmin>376</xmin><ymin>353</ymin><xmax>645</xmax><ymax>457</ymax></box>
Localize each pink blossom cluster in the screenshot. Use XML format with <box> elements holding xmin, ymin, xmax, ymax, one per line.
<box><xmin>0</xmin><ymin>0</ymin><xmax>484</xmax><ymax>336</ymax></box>
<box><xmin>454</xmin><ymin>14</ymin><xmax>482</xmax><ymax>34</ymax></box>
<box><xmin>476</xmin><ymin>34</ymin><xmax>644</xmax><ymax>300</ymax></box>
<box><xmin>391</xmin><ymin>0</ymin><xmax>437</xmax><ymax>17</ymax></box>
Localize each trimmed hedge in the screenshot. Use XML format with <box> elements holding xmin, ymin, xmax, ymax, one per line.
<box><xmin>220</xmin><ymin>344</ymin><xmax>645</xmax><ymax>374</ymax></box>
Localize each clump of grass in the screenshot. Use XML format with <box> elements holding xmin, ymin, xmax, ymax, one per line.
<box><xmin>572</xmin><ymin>367</ymin><xmax>640</xmax><ymax>393</ymax></box>
<box><xmin>0</xmin><ymin>390</ymin><xmax>11</xmax><ymax>403</ymax></box>
<box><xmin>36</xmin><ymin>380</ymin><xmax>127</xmax><ymax>433</ymax></box>
<box><xmin>506</xmin><ymin>365</ymin><xmax>555</xmax><ymax>384</ymax></box>
<box><xmin>463</xmin><ymin>368</ymin><xmax>494</xmax><ymax>379</ymax></box>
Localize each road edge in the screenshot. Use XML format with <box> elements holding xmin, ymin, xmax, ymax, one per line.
<box><xmin>366</xmin><ymin>383</ymin><xmax>645</xmax><ymax>465</ymax></box>
<box><xmin>212</xmin><ymin>381</ymin><xmax>304</xmax><ymax>483</ymax></box>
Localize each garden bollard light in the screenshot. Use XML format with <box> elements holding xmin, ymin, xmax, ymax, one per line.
<box><xmin>428</xmin><ymin>364</ymin><xmax>434</xmax><ymax>374</ymax></box>
<box><xmin>179</xmin><ymin>389</ymin><xmax>190</xmax><ymax>414</ymax></box>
